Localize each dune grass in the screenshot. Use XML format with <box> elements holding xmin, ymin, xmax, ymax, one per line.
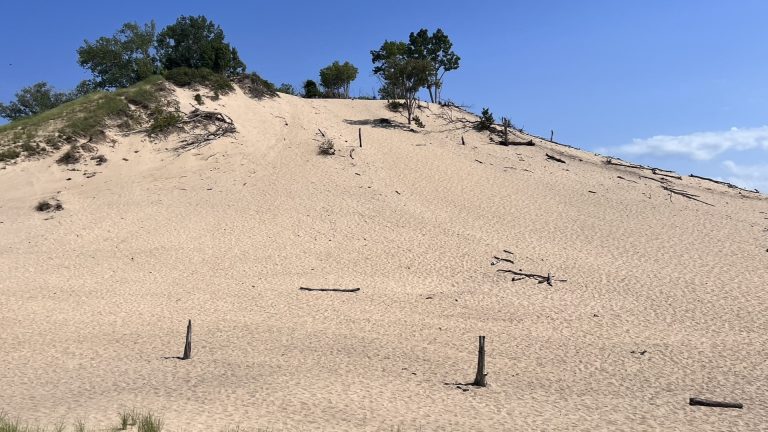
<box><xmin>0</xmin><ymin>76</ymin><xmax>169</xmax><ymax>162</ymax></box>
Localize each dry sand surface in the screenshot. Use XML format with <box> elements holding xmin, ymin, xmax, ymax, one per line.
<box><xmin>1</xmin><ymin>86</ymin><xmax>767</xmax><ymax>431</ymax></box>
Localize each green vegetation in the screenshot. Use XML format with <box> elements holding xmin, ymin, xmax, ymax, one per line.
<box><xmin>77</xmin><ymin>21</ymin><xmax>158</xmax><ymax>89</ymax></box>
<box><xmin>302</xmin><ymin>80</ymin><xmax>322</xmax><ymax>98</ymax></box>
<box><xmin>0</xmin><ymin>82</ymin><xmax>77</xmax><ymax>121</ymax></box>
<box><xmin>412</xmin><ymin>114</ymin><xmax>425</xmax><ymax>128</ymax></box>
<box><xmin>276</xmin><ymin>83</ymin><xmax>296</xmax><ymax>96</ymax></box>
<box><xmin>157</xmin><ymin>15</ymin><xmax>245</xmax><ymax>76</ymax></box>
<box><xmin>318</xmin><ymin>61</ymin><xmax>358</xmax><ymax>98</ymax></box>
<box><xmin>371</xmin><ymin>40</ymin><xmax>431</xmax><ymax>124</ymax></box>
<box><xmin>194</xmin><ymin>93</ymin><xmax>205</xmax><ymax>105</ymax></box>
<box><xmin>318</xmin><ymin>138</ymin><xmax>336</xmax><ymax>155</ymax></box>
<box><xmin>235</xmin><ymin>72</ymin><xmax>277</xmax><ymax>99</ymax></box>
<box><xmin>407</xmin><ymin>28</ymin><xmax>460</xmax><ymax>104</ymax></box>
<box><xmin>0</xmin><ymin>75</ymin><xmax>172</xmax><ymax>161</ymax></box>
<box><xmin>475</xmin><ymin>107</ymin><xmax>495</xmax><ymax>131</ymax></box>
<box><xmin>164</xmin><ymin>67</ymin><xmax>234</xmax><ymax>94</ymax></box>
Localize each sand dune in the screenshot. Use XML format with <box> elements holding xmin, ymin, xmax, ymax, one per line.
<box><xmin>1</xmin><ymin>86</ymin><xmax>767</xmax><ymax>431</ymax></box>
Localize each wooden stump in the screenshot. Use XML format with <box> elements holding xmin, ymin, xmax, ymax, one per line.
<box><xmin>358</xmin><ymin>128</ymin><xmax>362</xmax><ymax>148</ymax></box>
<box><xmin>182</xmin><ymin>319</ymin><xmax>192</xmax><ymax>360</ymax></box>
<box><xmin>472</xmin><ymin>336</ymin><xmax>487</xmax><ymax>387</ymax></box>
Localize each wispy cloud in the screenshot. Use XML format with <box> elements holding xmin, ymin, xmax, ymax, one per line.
<box><xmin>607</xmin><ymin>126</ymin><xmax>768</xmax><ymax>160</ymax></box>
<box><xmin>722</xmin><ymin>160</ymin><xmax>768</xmax><ymax>192</ymax></box>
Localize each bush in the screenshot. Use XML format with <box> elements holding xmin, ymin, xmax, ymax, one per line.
<box><xmin>318</xmin><ymin>138</ymin><xmax>335</xmax><ymax>155</ymax></box>
<box><xmin>0</xmin><ymin>148</ymin><xmax>21</xmax><ymax>161</ymax></box>
<box><xmin>387</xmin><ymin>100</ymin><xmax>405</xmax><ymax>112</ymax></box>
<box><xmin>35</xmin><ymin>199</ymin><xmax>63</xmax><ymax>212</ymax></box>
<box><xmin>475</xmin><ymin>107</ymin><xmax>495</xmax><ymax>131</ymax></box>
<box><xmin>235</xmin><ymin>72</ymin><xmax>277</xmax><ymax>99</ymax></box>
<box><xmin>194</xmin><ymin>93</ymin><xmax>205</xmax><ymax>105</ymax></box>
<box><xmin>164</xmin><ymin>67</ymin><xmax>234</xmax><ymax>94</ymax></box>
<box><xmin>0</xmin><ymin>82</ymin><xmax>75</xmax><ymax>121</ymax></box>
<box><xmin>302</xmin><ymin>80</ymin><xmax>322</xmax><ymax>98</ymax></box>
<box><xmin>148</xmin><ymin>107</ymin><xmax>183</xmax><ymax>136</ymax></box>
<box><xmin>57</xmin><ymin>144</ymin><xmax>81</xmax><ymax>165</ymax></box>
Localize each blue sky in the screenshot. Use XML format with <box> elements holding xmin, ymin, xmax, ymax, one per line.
<box><xmin>2</xmin><ymin>0</ymin><xmax>768</xmax><ymax>191</ymax></box>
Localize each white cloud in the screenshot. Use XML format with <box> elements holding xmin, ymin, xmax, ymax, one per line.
<box><xmin>608</xmin><ymin>126</ymin><xmax>768</xmax><ymax>160</ymax></box>
<box><xmin>722</xmin><ymin>160</ymin><xmax>768</xmax><ymax>192</ymax></box>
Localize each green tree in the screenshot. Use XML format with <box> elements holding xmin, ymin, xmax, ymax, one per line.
<box><xmin>408</xmin><ymin>28</ymin><xmax>460</xmax><ymax>103</ymax></box>
<box><xmin>156</xmin><ymin>15</ymin><xmax>245</xmax><ymax>75</ymax></box>
<box><xmin>302</xmin><ymin>80</ymin><xmax>322</xmax><ymax>98</ymax></box>
<box><xmin>0</xmin><ymin>82</ymin><xmax>74</xmax><ymax>121</ymax></box>
<box><xmin>277</xmin><ymin>83</ymin><xmax>296</xmax><ymax>95</ymax></box>
<box><xmin>371</xmin><ymin>41</ymin><xmax>431</xmax><ymax>124</ymax></box>
<box><xmin>77</xmin><ymin>21</ymin><xmax>158</xmax><ymax>89</ymax></box>
<box><xmin>318</xmin><ymin>61</ymin><xmax>358</xmax><ymax>98</ymax></box>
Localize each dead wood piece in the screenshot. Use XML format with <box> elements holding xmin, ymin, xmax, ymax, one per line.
<box><xmin>181</xmin><ymin>319</ymin><xmax>192</xmax><ymax>360</ymax></box>
<box><xmin>176</xmin><ymin>109</ymin><xmax>237</xmax><ymax>152</ymax></box>
<box><xmin>472</xmin><ymin>336</ymin><xmax>487</xmax><ymax>387</ymax></box>
<box><xmin>299</xmin><ymin>287</ymin><xmax>360</xmax><ymax>293</ymax></box>
<box><xmin>651</xmin><ymin>168</ymin><xmax>682</xmax><ymax>180</ymax></box>
<box><xmin>546</xmin><ymin>153</ymin><xmax>566</xmax><ymax>164</ymax></box>
<box><xmin>492</xmin><ymin>256</ymin><xmax>515</xmax><ymax>265</ymax></box>
<box><xmin>690</xmin><ymin>174</ymin><xmax>759</xmax><ymax>194</ymax></box>
<box><xmin>497</xmin><ymin>269</ymin><xmax>567</xmax><ymax>284</ymax></box>
<box><xmin>474</xmin><ymin>159</ymin><xmax>484</xmax><ymax>164</ymax></box>
<box><xmin>689</xmin><ymin>398</ymin><xmax>743</xmax><ymax>409</ymax></box>
<box><xmin>508</xmin><ymin>139</ymin><xmax>535</xmax><ymax>146</ymax></box>
<box><xmin>662</xmin><ymin>185</ymin><xmax>714</xmax><ymax>207</ymax></box>
<box><xmin>640</xmin><ymin>175</ymin><xmax>669</xmax><ymax>184</ymax></box>
<box><xmin>349</xmin><ymin>148</ymin><xmax>355</xmax><ymax>159</ymax></box>
<box><xmin>317</xmin><ymin>128</ymin><xmax>326</xmax><ymax>137</ymax></box>
<box><xmin>617</xmin><ymin>175</ymin><xmax>639</xmax><ymax>184</ymax></box>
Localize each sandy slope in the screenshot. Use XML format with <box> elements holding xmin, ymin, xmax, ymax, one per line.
<box><xmin>1</xmin><ymin>86</ymin><xmax>767</xmax><ymax>431</ymax></box>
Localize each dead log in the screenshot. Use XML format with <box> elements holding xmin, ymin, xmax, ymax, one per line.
<box><xmin>508</xmin><ymin>139</ymin><xmax>535</xmax><ymax>146</ymax></box>
<box><xmin>662</xmin><ymin>185</ymin><xmax>714</xmax><ymax>207</ymax></box>
<box><xmin>617</xmin><ymin>175</ymin><xmax>639</xmax><ymax>184</ymax></box>
<box><xmin>546</xmin><ymin>153</ymin><xmax>566</xmax><ymax>164</ymax></box>
<box><xmin>299</xmin><ymin>287</ymin><xmax>360</xmax><ymax>293</ymax></box>
<box><xmin>472</xmin><ymin>336</ymin><xmax>487</xmax><ymax>387</ymax></box>
<box><xmin>689</xmin><ymin>398</ymin><xmax>743</xmax><ymax>409</ymax></box>
<box><xmin>182</xmin><ymin>319</ymin><xmax>192</xmax><ymax>360</ymax></box>
<box><xmin>689</xmin><ymin>174</ymin><xmax>759</xmax><ymax>193</ymax></box>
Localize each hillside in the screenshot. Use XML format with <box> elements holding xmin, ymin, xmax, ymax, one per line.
<box><xmin>1</xmin><ymin>84</ymin><xmax>767</xmax><ymax>431</ymax></box>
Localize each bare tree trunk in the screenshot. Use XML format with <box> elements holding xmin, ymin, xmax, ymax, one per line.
<box><xmin>182</xmin><ymin>319</ymin><xmax>192</xmax><ymax>360</ymax></box>
<box><xmin>472</xmin><ymin>336</ymin><xmax>487</xmax><ymax>387</ymax></box>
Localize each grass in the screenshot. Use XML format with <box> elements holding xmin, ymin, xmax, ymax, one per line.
<box><xmin>318</xmin><ymin>138</ymin><xmax>336</xmax><ymax>155</ymax></box>
<box><xmin>0</xmin><ymin>76</ymin><xmax>168</xmax><ymax>161</ymax></box>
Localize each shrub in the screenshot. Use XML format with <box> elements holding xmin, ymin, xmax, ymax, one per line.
<box><xmin>475</xmin><ymin>107</ymin><xmax>495</xmax><ymax>131</ymax></box>
<box><xmin>136</xmin><ymin>412</ymin><xmax>164</xmax><ymax>432</ymax></box>
<box><xmin>412</xmin><ymin>114</ymin><xmax>425</xmax><ymax>128</ymax></box>
<box><xmin>235</xmin><ymin>72</ymin><xmax>277</xmax><ymax>99</ymax></box>
<box><xmin>35</xmin><ymin>199</ymin><xmax>63</xmax><ymax>212</ymax></box>
<box><xmin>148</xmin><ymin>107</ymin><xmax>183</xmax><ymax>136</ymax></box>
<box><xmin>387</xmin><ymin>100</ymin><xmax>405</xmax><ymax>112</ymax></box>
<box><xmin>276</xmin><ymin>83</ymin><xmax>296</xmax><ymax>95</ymax></box>
<box><xmin>194</xmin><ymin>93</ymin><xmax>205</xmax><ymax>105</ymax></box>
<box><xmin>318</xmin><ymin>138</ymin><xmax>335</xmax><ymax>155</ymax></box>
<box><xmin>57</xmin><ymin>144</ymin><xmax>82</xmax><ymax>165</ymax></box>
<box><xmin>302</xmin><ymin>80</ymin><xmax>322</xmax><ymax>98</ymax></box>
<box><xmin>164</xmin><ymin>67</ymin><xmax>234</xmax><ymax>94</ymax></box>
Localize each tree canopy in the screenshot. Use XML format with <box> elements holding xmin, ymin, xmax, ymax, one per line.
<box><xmin>371</xmin><ymin>41</ymin><xmax>431</xmax><ymax>124</ymax></box>
<box><xmin>0</xmin><ymin>82</ymin><xmax>75</xmax><ymax>121</ymax></box>
<box><xmin>77</xmin><ymin>21</ymin><xmax>158</xmax><ymax>89</ymax></box>
<box><xmin>156</xmin><ymin>16</ymin><xmax>245</xmax><ymax>76</ymax></box>
<box><xmin>407</xmin><ymin>28</ymin><xmax>460</xmax><ymax>103</ymax></box>
<box><xmin>319</xmin><ymin>61</ymin><xmax>358</xmax><ymax>98</ymax></box>
<box><xmin>302</xmin><ymin>80</ymin><xmax>322</xmax><ymax>98</ymax></box>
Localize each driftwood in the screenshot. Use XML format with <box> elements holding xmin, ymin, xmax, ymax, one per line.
<box><xmin>605</xmin><ymin>158</ymin><xmax>679</xmax><ymax>177</ymax></box>
<box><xmin>662</xmin><ymin>185</ymin><xmax>714</xmax><ymax>207</ymax></box>
<box><xmin>617</xmin><ymin>175</ymin><xmax>639</xmax><ymax>184</ymax></box>
<box><xmin>640</xmin><ymin>175</ymin><xmax>669</xmax><ymax>184</ymax></box>
<box><xmin>317</xmin><ymin>128</ymin><xmax>326</xmax><ymax>138</ymax></box>
<box><xmin>299</xmin><ymin>287</ymin><xmax>360</xmax><ymax>293</ymax></box>
<box><xmin>181</xmin><ymin>319</ymin><xmax>192</xmax><ymax>360</ymax></box>
<box><xmin>349</xmin><ymin>148</ymin><xmax>355</xmax><ymax>159</ymax></box>
<box><xmin>651</xmin><ymin>168</ymin><xmax>682</xmax><ymax>180</ymax></box>
<box><xmin>497</xmin><ymin>269</ymin><xmax>566</xmax><ymax>286</ymax></box>
<box><xmin>176</xmin><ymin>109</ymin><xmax>237</xmax><ymax>152</ymax></box>
<box><xmin>546</xmin><ymin>153</ymin><xmax>566</xmax><ymax>164</ymax></box>
<box><xmin>689</xmin><ymin>398</ymin><xmax>743</xmax><ymax>409</ymax></box>
<box><xmin>472</xmin><ymin>336</ymin><xmax>487</xmax><ymax>387</ymax></box>
<box><xmin>504</xmin><ymin>139</ymin><xmax>535</xmax><ymax>146</ymax></box>
<box><xmin>690</xmin><ymin>174</ymin><xmax>759</xmax><ymax>194</ymax></box>
<box><xmin>358</xmin><ymin>128</ymin><xmax>362</xmax><ymax>148</ymax></box>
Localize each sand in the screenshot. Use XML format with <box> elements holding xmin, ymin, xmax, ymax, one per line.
<box><xmin>1</xmin><ymin>86</ymin><xmax>767</xmax><ymax>431</ymax></box>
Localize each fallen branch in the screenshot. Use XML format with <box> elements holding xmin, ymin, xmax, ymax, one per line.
<box><xmin>690</xmin><ymin>174</ymin><xmax>759</xmax><ymax>194</ymax></box>
<box><xmin>617</xmin><ymin>175</ymin><xmax>639</xmax><ymax>184</ymax></box>
<box><xmin>176</xmin><ymin>109</ymin><xmax>237</xmax><ymax>152</ymax></box>
<box><xmin>546</xmin><ymin>153</ymin><xmax>566</xmax><ymax>164</ymax></box>
<box><xmin>498</xmin><ymin>139</ymin><xmax>535</xmax><ymax>146</ymax></box>
<box><xmin>299</xmin><ymin>287</ymin><xmax>360</xmax><ymax>293</ymax></box>
<box><xmin>689</xmin><ymin>398</ymin><xmax>743</xmax><ymax>409</ymax></box>
<box><xmin>349</xmin><ymin>148</ymin><xmax>355</xmax><ymax>159</ymax></box>
<box><xmin>497</xmin><ymin>269</ymin><xmax>566</xmax><ymax>286</ymax></box>
<box><xmin>662</xmin><ymin>185</ymin><xmax>714</xmax><ymax>207</ymax></box>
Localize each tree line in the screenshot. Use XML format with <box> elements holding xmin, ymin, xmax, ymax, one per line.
<box><xmin>1</xmin><ymin>16</ymin><xmax>460</xmax><ymax>125</ymax></box>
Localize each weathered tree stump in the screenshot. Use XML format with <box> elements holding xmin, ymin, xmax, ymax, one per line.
<box><xmin>472</xmin><ymin>336</ymin><xmax>487</xmax><ymax>387</ymax></box>
<box><xmin>182</xmin><ymin>319</ymin><xmax>192</xmax><ymax>360</ymax></box>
